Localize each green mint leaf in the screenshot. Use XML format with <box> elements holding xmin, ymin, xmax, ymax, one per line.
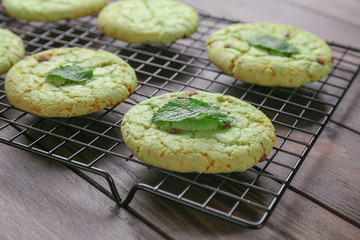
<box><xmin>46</xmin><ymin>66</ymin><xmax>93</xmax><ymax>86</ymax></box>
<box><xmin>247</xmin><ymin>34</ymin><xmax>299</xmax><ymax>54</ymax></box>
<box><xmin>152</xmin><ymin>98</ymin><xmax>232</xmax><ymax>132</ymax></box>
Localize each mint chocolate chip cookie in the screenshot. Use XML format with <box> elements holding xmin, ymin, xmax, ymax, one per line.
<box><xmin>2</xmin><ymin>0</ymin><xmax>107</xmax><ymax>22</ymax></box>
<box><xmin>97</xmin><ymin>0</ymin><xmax>199</xmax><ymax>44</ymax></box>
<box><xmin>0</xmin><ymin>28</ymin><xmax>25</xmax><ymax>75</ymax></box>
<box><xmin>206</xmin><ymin>23</ymin><xmax>333</xmax><ymax>87</ymax></box>
<box><xmin>121</xmin><ymin>91</ymin><xmax>276</xmax><ymax>173</ymax></box>
<box><xmin>5</xmin><ymin>47</ymin><xmax>137</xmax><ymax>117</ymax></box>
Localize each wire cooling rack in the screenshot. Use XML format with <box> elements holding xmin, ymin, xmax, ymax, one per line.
<box><xmin>1</xmin><ymin>6</ymin><xmax>360</xmax><ymax>229</ymax></box>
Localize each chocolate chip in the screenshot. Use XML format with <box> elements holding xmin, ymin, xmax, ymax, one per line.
<box><xmin>183</xmin><ymin>33</ymin><xmax>188</xmax><ymax>38</ymax></box>
<box><xmin>316</xmin><ymin>57</ymin><xmax>325</xmax><ymax>65</ymax></box>
<box><xmin>38</xmin><ymin>55</ymin><xmax>49</xmax><ymax>62</ymax></box>
<box><xmin>224</xmin><ymin>124</ymin><xmax>232</xmax><ymax>129</ymax></box>
<box><xmin>177</xmin><ymin>96</ymin><xmax>187</xmax><ymax>99</ymax></box>
<box><xmin>225</xmin><ymin>44</ymin><xmax>233</xmax><ymax>48</ymax></box>
<box><xmin>284</xmin><ymin>33</ymin><xmax>290</xmax><ymax>37</ymax></box>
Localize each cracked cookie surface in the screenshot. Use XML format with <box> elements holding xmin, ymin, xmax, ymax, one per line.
<box><xmin>5</xmin><ymin>47</ymin><xmax>137</xmax><ymax>117</ymax></box>
<box><xmin>121</xmin><ymin>91</ymin><xmax>276</xmax><ymax>173</ymax></box>
<box><xmin>2</xmin><ymin>0</ymin><xmax>107</xmax><ymax>22</ymax></box>
<box><xmin>206</xmin><ymin>23</ymin><xmax>333</xmax><ymax>87</ymax></box>
<box><xmin>0</xmin><ymin>28</ymin><xmax>25</xmax><ymax>75</ymax></box>
<box><xmin>97</xmin><ymin>0</ymin><xmax>199</xmax><ymax>44</ymax></box>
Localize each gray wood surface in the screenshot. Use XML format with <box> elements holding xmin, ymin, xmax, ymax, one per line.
<box><xmin>0</xmin><ymin>145</ymin><xmax>165</xmax><ymax>240</ymax></box>
<box><xmin>181</xmin><ymin>0</ymin><xmax>360</xmax><ymax>46</ymax></box>
<box><xmin>1</xmin><ymin>0</ymin><xmax>359</xmax><ymax>239</ymax></box>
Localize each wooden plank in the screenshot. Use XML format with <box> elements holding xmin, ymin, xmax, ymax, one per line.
<box><xmin>266</xmin><ymin>189</ymin><xmax>359</xmax><ymax>240</ymax></box>
<box><xmin>290</xmin><ymin>122</ymin><xmax>360</xmax><ymax>225</ymax></box>
<box><xmin>0</xmin><ymin>144</ymin><xmax>165</xmax><ymax>240</ymax></box>
<box><xmin>123</xmin><ymin>186</ymin><xmax>360</xmax><ymax>239</ymax></box>
<box><xmin>284</xmin><ymin>0</ymin><xmax>360</xmax><ymax>27</ymax></box>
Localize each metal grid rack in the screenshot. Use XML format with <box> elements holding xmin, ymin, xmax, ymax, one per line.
<box><xmin>1</xmin><ymin>7</ymin><xmax>359</xmax><ymax>229</ymax></box>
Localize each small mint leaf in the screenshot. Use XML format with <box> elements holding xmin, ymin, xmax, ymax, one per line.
<box><xmin>152</xmin><ymin>98</ymin><xmax>232</xmax><ymax>132</ymax></box>
<box><xmin>247</xmin><ymin>34</ymin><xmax>299</xmax><ymax>54</ymax></box>
<box><xmin>46</xmin><ymin>65</ymin><xmax>93</xmax><ymax>86</ymax></box>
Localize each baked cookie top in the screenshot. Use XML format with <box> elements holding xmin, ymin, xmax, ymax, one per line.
<box><xmin>97</xmin><ymin>0</ymin><xmax>199</xmax><ymax>44</ymax></box>
<box><xmin>206</xmin><ymin>23</ymin><xmax>333</xmax><ymax>87</ymax></box>
<box><xmin>5</xmin><ymin>47</ymin><xmax>137</xmax><ymax>117</ymax></box>
<box><xmin>121</xmin><ymin>91</ymin><xmax>276</xmax><ymax>173</ymax></box>
<box><xmin>2</xmin><ymin>0</ymin><xmax>107</xmax><ymax>22</ymax></box>
<box><xmin>0</xmin><ymin>28</ymin><xmax>25</xmax><ymax>75</ymax></box>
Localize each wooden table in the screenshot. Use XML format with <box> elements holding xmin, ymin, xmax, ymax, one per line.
<box><xmin>1</xmin><ymin>0</ymin><xmax>359</xmax><ymax>239</ymax></box>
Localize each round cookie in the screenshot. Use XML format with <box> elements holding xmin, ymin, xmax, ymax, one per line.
<box><xmin>5</xmin><ymin>47</ymin><xmax>137</xmax><ymax>117</ymax></box>
<box><xmin>206</xmin><ymin>23</ymin><xmax>333</xmax><ymax>87</ymax></box>
<box><xmin>2</xmin><ymin>0</ymin><xmax>107</xmax><ymax>22</ymax></box>
<box><xmin>0</xmin><ymin>28</ymin><xmax>25</xmax><ymax>75</ymax></box>
<box><xmin>98</xmin><ymin>0</ymin><xmax>199</xmax><ymax>44</ymax></box>
<box><xmin>121</xmin><ymin>91</ymin><xmax>276</xmax><ymax>173</ymax></box>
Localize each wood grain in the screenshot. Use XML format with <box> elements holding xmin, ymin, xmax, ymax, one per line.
<box><xmin>0</xmin><ymin>144</ymin><xmax>165</xmax><ymax>240</ymax></box>
<box><xmin>266</xmin><ymin>189</ymin><xmax>359</xmax><ymax>240</ymax></box>
<box><xmin>286</xmin><ymin>0</ymin><xmax>360</xmax><ymax>27</ymax></box>
<box><xmin>123</xmin><ymin>186</ymin><xmax>360</xmax><ymax>240</ymax></box>
<box><xmin>290</xmin><ymin>122</ymin><xmax>360</xmax><ymax>225</ymax></box>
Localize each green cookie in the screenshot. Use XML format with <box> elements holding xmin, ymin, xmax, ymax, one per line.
<box><xmin>0</xmin><ymin>28</ymin><xmax>25</xmax><ymax>75</ymax></box>
<box><xmin>98</xmin><ymin>0</ymin><xmax>199</xmax><ymax>44</ymax></box>
<box><xmin>121</xmin><ymin>91</ymin><xmax>276</xmax><ymax>173</ymax></box>
<box><xmin>5</xmin><ymin>47</ymin><xmax>137</xmax><ymax>117</ymax></box>
<box><xmin>206</xmin><ymin>23</ymin><xmax>333</xmax><ymax>87</ymax></box>
<box><xmin>2</xmin><ymin>0</ymin><xmax>107</xmax><ymax>22</ymax></box>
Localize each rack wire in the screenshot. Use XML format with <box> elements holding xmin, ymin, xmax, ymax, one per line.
<box><xmin>0</xmin><ymin>6</ymin><xmax>359</xmax><ymax>228</ymax></box>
